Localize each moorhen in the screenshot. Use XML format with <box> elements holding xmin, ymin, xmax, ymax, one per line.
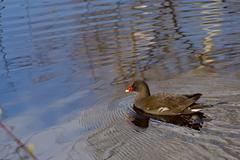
<box><xmin>125</xmin><ymin>80</ymin><xmax>206</xmax><ymax>116</ymax></box>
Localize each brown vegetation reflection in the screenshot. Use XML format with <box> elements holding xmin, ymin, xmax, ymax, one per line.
<box><xmin>68</xmin><ymin>0</ymin><xmax>225</xmax><ymax>85</ymax></box>
<box><xmin>0</xmin><ymin>0</ymin><xmax>225</xmax><ymax>87</ymax></box>
<box><xmin>68</xmin><ymin>0</ymin><xmax>201</xmax><ymax>85</ymax></box>
<box><xmin>196</xmin><ymin>0</ymin><xmax>222</xmax><ymax>70</ymax></box>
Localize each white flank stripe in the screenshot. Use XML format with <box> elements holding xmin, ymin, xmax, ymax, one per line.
<box><xmin>158</xmin><ymin>107</ymin><xmax>169</xmax><ymax>112</ymax></box>
<box><xmin>191</xmin><ymin>109</ymin><xmax>202</xmax><ymax>112</ymax></box>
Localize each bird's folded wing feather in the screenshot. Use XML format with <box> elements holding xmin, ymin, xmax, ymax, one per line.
<box><xmin>137</xmin><ymin>93</ymin><xmax>199</xmax><ymax>115</ymax></box>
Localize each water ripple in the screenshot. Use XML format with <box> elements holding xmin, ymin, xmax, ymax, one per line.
<box><xmin>1</xmin><ymin>0</ymin><xmax>240</xmax><ymax>159</ymax></box>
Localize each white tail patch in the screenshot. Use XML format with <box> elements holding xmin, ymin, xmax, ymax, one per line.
<box><xmin>158</xmin><ymin>107</ymin><xmax>169</xmax><ymax>112</ymax></box>
<box><xmin>191</xmin><ymin>109</ymin><xmax>202</xmax><ymax>112</ymax></box>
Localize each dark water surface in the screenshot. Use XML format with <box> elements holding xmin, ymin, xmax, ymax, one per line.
<box><xmin>0</xmin><ymin>0</ymin><xmax>240</xmax><ymax>159</ymax></box>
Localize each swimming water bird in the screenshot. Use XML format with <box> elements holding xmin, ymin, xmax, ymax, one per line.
<box><xmin>125</xmin><ymin>80</ymin><xmax>207</xmax><ymax>116</ymax></box>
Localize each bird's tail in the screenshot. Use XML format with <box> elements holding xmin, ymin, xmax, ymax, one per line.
<box><xmin>182</xmin><ymin>103</ymin><xmax>213</xmax><ymax>114</ymax></box>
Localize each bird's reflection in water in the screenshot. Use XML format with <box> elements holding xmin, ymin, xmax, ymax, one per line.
<box><xmin>130</xmin><ymin>106</ymin><xmax>208</xmax><ymax>130</ymax></box>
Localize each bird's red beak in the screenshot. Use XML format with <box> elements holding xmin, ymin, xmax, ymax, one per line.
<box><xmin>125</xmin><ymin>85</ymin><xmax>134</xmax><ymax>93</ymax></box>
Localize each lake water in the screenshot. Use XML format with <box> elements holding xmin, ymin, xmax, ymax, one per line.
<box><xmin>0</xmin><ymin>0</ymin><xmax>240</xmax><ymax>159</ymax></box>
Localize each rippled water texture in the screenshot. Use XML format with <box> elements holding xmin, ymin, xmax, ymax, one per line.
<box><xmin>0</xmin><ymin>0</ymin><xmax>240</xmax><ymax>159</ymax></box>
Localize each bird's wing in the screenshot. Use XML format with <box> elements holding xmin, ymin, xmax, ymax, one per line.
<box><xmin>136</xmin><ymin>93</ymin><xmax>201</xmax><ymax>115</ymax></box>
